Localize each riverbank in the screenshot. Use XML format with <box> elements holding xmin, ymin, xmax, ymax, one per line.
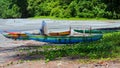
<box><xmin>0</xmin><ymin>31</ymin><xmax>120</xmax><ymax>68</ymax></box>
<box><xmin>0</xmin><ymin>19</ymin><xmax>120</xmax><ymax>68</ymax></box>
<box><xmin>30</xmin><ymin>16</ymin><xmax>109</xmax><ymax>20</ymax></box>
<box><xmin>1</xmin><ymin>56</ymin><xmax>120</xmax><ymax>68</ymax></box>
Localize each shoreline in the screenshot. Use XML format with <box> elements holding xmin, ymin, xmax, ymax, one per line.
<box><xmin>0</xmin><ymin>19</ymin><xmax>120</xmax><ymax>68</ymax></box>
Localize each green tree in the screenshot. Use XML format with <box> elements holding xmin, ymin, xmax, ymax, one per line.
<box><xmin>0</xmin><ymin>0</ymin><xmax>21</xmax><ymax>18</ymax></box>
<box><xmin>101</xmin><ymin>0</ymin><xmax>120</xmax><ymax>19</ymax></box>
<box><xmin>12</xmin><ymin>0</ymin><xmax>28</xmax><ymax>18</ymax></box>
<box><xmin>0</xmin><ymin>0</ymin><xmax>120</xmax><ymax>19</ymax></box>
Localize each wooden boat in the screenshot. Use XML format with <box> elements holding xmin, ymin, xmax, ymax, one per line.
<box><xmin>40</xmin><ymin>21</ymin><xmax>71</xmax><ymax>36</ymax></box>
<box><xmin>28</xmin><ymin>34</ymin><xmax>103</xmax><ymax>44</ymax></box>
<box><xmin>2</xmin><ymin>32</ymin><xmax>29</xmax><ymax>40</ymax></box>
<box><xmin>48</xmin><ymin>31</ymin><xmax>70</xmax><ymax>36</ymax></box>
<box><xmin>74</xmin><ymin>29</ymin><xmax>119</xmax><ymax>34</ymax></box>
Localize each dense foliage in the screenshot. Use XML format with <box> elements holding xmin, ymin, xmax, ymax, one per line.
<box><xmin>0</xmin><ymin>0</ymin><xmax>120</xmax><ymax>19</ymax></box>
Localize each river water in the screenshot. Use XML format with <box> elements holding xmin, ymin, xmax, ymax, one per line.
<box><xmin>0</xmin><ymin>19</ymin><xmax>120</xmax><ymax>33</ymax></box>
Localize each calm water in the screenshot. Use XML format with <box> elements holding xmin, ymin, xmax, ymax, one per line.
<box><xmin>0</xmin><ymin>19</ymin><xmax>120</xmax><ymax>33</ymax></box>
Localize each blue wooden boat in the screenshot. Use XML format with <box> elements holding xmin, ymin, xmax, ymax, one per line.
<box><xmin>28</xmin><ymin>34</ymin><xmax>103</xmax><ymax>44</ymax></box>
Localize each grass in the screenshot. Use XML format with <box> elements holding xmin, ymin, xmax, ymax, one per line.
<box><xmin>18</xmin><ymin>32</ymin><xmax>120</xmax><ymax>62</ymax></box>
<box><xmin>29</xmin><ymin>16</ymin><xmax>108</xmax><ymax>20</ymax></box>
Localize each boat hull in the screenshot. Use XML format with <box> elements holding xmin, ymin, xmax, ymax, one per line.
<box><xmin>28</xmin><ymin>34</ymin><xmax>103</xmax><ymax>44</ymax></box>
<box><xmin>49</xmin><ymin>31</ymin><xmax>70</xmax><ymax>36</ymax></box>
<box><xmin>74</xmin><ymin>29</ymin><xmax>119</xmax><ymax>33</ymax></box>
<box><xmin>2</xmin><ymin>33</ymin><xmax>29</xmax><ymax>40</ymax></box>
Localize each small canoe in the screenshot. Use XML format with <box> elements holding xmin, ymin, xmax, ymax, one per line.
<box><xmin>74</xmin><ymin>29</ymin><xmax>119</xmax><ymax>34</ymax></box>
<box><xmin>40</xmin><ymin>21</ymin><xmax>72</xmax><ymax>36</ymax></box>
<box><xmin>2</xmin><ymin>33</ymin><xmax>29</xmax><ymax>40</ymax></box>
<box><xmin>28</xmin><ymin>34</ymin><xmax>103</xmax><ymax>44</ymax></box>
<box><xmin>49</xmin><ymin>31</ymin><xmax>70</xmax><ymax>36</ymax></box>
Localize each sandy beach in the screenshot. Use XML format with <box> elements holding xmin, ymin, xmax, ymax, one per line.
<box><xmin>0</xmin><ymin>19</ymin><xmax>120</xmax><ymax>68</ymax></box>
